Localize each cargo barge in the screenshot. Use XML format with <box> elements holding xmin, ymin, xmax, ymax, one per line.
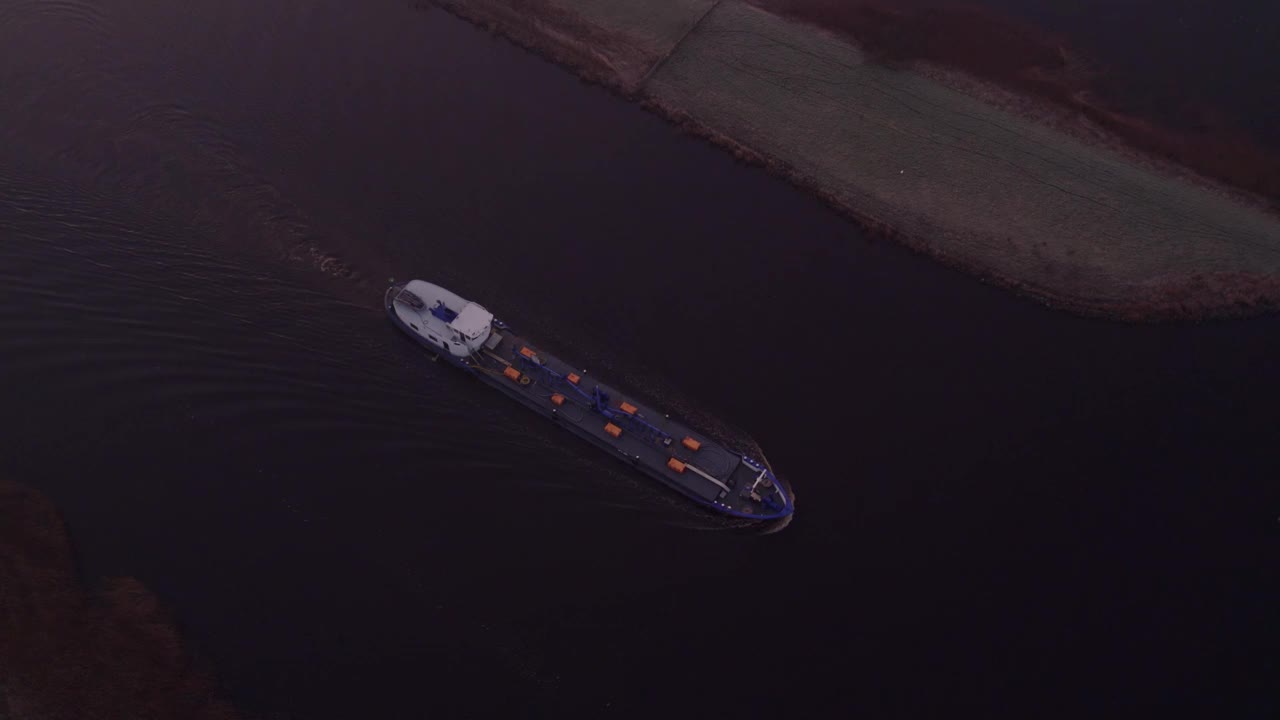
<box><xmin>386</xmin><ymin>280</ymin><xmax>793</xmax><ymax>519</ymax></box>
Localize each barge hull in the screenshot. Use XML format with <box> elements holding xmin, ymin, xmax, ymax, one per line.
<box><xmin>385</xmin><ymin>284</ymin><xmax>791</xmax><ymax>519</ymax></box>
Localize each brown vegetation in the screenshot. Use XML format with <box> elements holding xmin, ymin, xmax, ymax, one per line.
<box><xmin>750</xmin><ymin>0</ymin><xmax>1280</xmax><ymax>208</ymax></box>
<box><xmin>1123</xmin><ymin>271</ymin><xmax>1280</xmax><ymax>321</ymax></box>
<box><xmin>434</xmin><ymin>0</ymin><xmax>658</xmax><ymax>91</ymax></box>
<box><xmin>0</xmin><ymin>480</ymin><xmax>238</xmax><ymax>720</ymax></box>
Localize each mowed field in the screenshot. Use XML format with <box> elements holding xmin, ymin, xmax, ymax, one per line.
<box><xmin>644</xmin><ymin>1</ymin><xmax>1280</xmax><ymax>316</ymax></box>
<box><xmin>436</xmin><ymin>0</ymin><xmax>1280</xmax><ymax>317</ymax></box>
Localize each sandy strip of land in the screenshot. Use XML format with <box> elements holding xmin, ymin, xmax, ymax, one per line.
<box><xmin>435</xmin><ymin>0</ymin><xmax>1280</xmax><ymax>318</ymax></box>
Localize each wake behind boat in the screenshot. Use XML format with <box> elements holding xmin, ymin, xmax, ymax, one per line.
<box><xmin>386</xmin><ymin>279</ymin><xmax>793</xmax><ymax>520</ymax></box>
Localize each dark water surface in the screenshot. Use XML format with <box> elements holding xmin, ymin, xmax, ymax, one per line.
<box><xmin>1</xmin><ymin>1</ymin><xmax>1276</xmax><ymax>717</ymax></box>
<box><xmin>970</xmin><ymin>0</ymin><xmax>1280</xmax><ymax>147</ymax></box>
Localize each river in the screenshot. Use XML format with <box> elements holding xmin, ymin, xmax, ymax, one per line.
<box><xmin>0</xmin><ymin>0</ymin><xmax>1275</xmax><ymax>717</ymax></box>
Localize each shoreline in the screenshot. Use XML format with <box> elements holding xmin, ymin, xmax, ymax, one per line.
<box><xmin>643</xmin><ymin>94</ymin><xmax>1280</xmax><ymax>323</ymax></box>
<box><xmin>0</xmin><ymin>480</ymin><xmax>239</xmax><ymax>719</ymax></box>
<box><xmin>428</xmin><ymin>0</ymin><xmax>1280</xmax><ymax>321</ymax></box>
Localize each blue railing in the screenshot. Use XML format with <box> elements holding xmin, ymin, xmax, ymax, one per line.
<box><xmin>515</xmin><ymin>354</ymin><xmax>672</xmax><ymax>445</ymax></box>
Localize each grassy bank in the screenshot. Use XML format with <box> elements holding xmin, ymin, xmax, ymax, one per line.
<box><xmin>431</xmin><ymin>0</ymin><xmax>1280</xmax><ymax>319</ymax></box>
<box><xmin>754</xmin><ymin>0</ymin><xmax>1280</xmax><ymax>208</ymax></box>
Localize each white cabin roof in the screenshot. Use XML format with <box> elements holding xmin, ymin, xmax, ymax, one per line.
<box><xmin>449</xmin><ymin>302</ymin><xmax>493</xmax><ymax>339</ymax></box>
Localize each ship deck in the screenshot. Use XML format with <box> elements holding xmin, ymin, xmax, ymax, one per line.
<box><xmin>471</xmin><ymin>328</ymin><xmax>777</xmax><ymax>515</ymax></box>
<box><xmin>385</xmin><ymin>282</ymin><xmax>789</xmax><ymax>518</ymax></box>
